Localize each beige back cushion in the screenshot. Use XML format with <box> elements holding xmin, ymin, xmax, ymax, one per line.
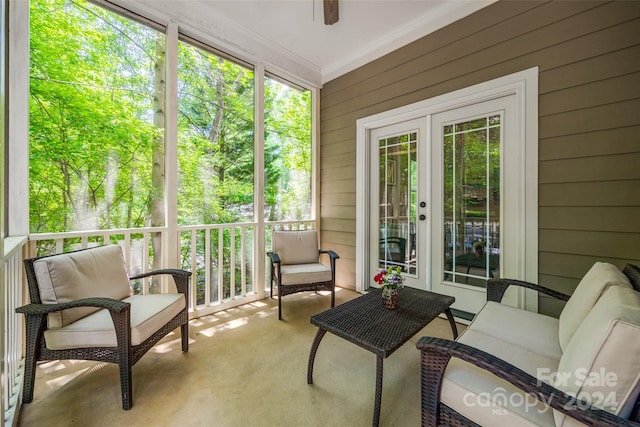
<box><xmin>272</xmin><ymin>230</ymin><xmax>319</xmax><ymax>265</ymax></box>
<box><xmin>554</xmin><ymin>286</ymin><xmax>640</xmax><ymax>426</ymax></box>
<box><xmin>33</xmin><ymin>245</ymin><xmax>131</xmax><ymax>328</ymax></box>
<box><xmin>558</xmin><ymin>262</ymin><xmax>632</xmax><ymax>350</ymax></box>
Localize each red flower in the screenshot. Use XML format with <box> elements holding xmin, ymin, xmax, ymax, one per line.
<box><xmin>373</xmin><ymin>270</ymin><xmax>387</xmax><ymax>285</ymax></box>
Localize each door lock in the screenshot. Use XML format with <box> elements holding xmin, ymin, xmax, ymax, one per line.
<box><xmin>419</xmin><ymin>201</ymin><xmax>426</xmax><ymax>208</ymax></box>
<box><xmin>419</xmin><ymin>214</ymin><xmax>426</xmax><ymax>221</ymax></box>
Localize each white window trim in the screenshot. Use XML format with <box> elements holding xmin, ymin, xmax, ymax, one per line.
<box><xmin>356</xmin><ymin>67</ymin><xmax>538</xmax><ymax>311</ymax></box>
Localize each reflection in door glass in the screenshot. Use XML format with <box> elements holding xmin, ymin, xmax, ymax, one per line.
<box><xmin>443</xmin><ymin>115</ymin><xmax>501</xmax><ymax>288</ymax></box>
<box><xmin>378</xmin><ymin>131</ymin><xmax>417</xmax><ymax>275</ymax></box>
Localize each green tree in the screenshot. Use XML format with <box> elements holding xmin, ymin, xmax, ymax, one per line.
<box><xmin>177</xmin><ymin>43</ymin><xmax>255</xmax><ymax>226</ymax></box>
<box><xmin>29</xmin><ymin>0</ymin><xmax>164</xmax><ymax>235</ymax></box>
<box><xmin>264</xmin><ymin>77</ymin><xmax>312</xmax><ymax>221</ymax></box>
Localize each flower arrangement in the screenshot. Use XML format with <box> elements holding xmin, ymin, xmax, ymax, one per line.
<box><xmin>373</xmin><ymin>266</ymin><xmax>405</xmax><ymax>289</ymax></box>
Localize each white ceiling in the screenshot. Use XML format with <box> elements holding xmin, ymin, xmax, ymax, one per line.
<box><xmin>124</xmin><ymin>0</ymin><xmax>495</xmax><ymax>86</ymax></box>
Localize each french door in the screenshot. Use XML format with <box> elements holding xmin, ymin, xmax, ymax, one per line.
<box><xmin>370</xmin><ymin>118</ymin><xmax>427</xmax><ymax>290</ymax></box>
<box><xmin>431</xmin><ymin>95</ymin><xmax>517</xmax><ymax>314</ymax></box>
<box><xmin>369</xmin><ymin>96</ymin><xmax>518</xmax><ymax>313</ymax></box>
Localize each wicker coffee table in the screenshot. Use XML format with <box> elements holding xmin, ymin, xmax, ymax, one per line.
<box><xmin>307</xmin><ymin>287</ymin><xmax>457</xmax><ymax>427</ymax></box>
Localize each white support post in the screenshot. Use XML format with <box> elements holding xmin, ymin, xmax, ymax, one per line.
<box><xmin>8</xmin><ymin>0</ymin><xmax>30</xmax><ymax>238</ymax></box>
<box><xmin>254</xmin><ymin>63</ymin><xmax>266</xmax><ymax>298</ymax></box>
<box><xmin>165</xmin><ymin>23</ymin><xmax>179</xmax><ymax>276</ymax></box>
<box><xmin>311</xmin><ymin>87</ymin><xmax>320</xmax><ymax>230</ymax></box>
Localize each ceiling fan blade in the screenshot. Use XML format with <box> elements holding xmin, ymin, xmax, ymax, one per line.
<box><xmin>323</xmin><ymin>0</ymin><xmax>339</xmax><ymax>25</ymax></box>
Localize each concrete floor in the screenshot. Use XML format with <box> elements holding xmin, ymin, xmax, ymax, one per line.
<box><xmin>17</xmin><ymin>288</ymin><xmax>462</xmax><ymax>427</ymax></box>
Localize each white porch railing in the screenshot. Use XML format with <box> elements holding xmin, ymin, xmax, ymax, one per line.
<box><xmin>3</xmin><ymin>236</ymin><xmax>27</xmax><ymax>427</ymax></box>
<box><xmin>27</xmin><ymin>220</ymin><xmax>316</xmax><ymax>315</ymax></box>
<box><xmin>27</xmin><ymin>227</ymin><xmax>169</xmax><ymax>296</ymax></box>
<box><xmin>177</xmin><ymin>220</ymin><xmax>316</xmax><ymax>317</ymax></box>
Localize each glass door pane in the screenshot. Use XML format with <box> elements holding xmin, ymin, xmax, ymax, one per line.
<box><xmin>443</xmin><ymin>115</ymin><xmax>501</xmax><ymax>288</ymax></box>
<box><xmin>378</xmin><ymin>131</ymin><xmax>417</xmax><ymax>275</ymax></box>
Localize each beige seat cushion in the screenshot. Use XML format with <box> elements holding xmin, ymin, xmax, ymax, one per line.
<box><xmin>553</xmin><ymin>286</ymin><xmax>640</xmax><ymax>427</ymax></box>
<box><xmin>467</xmin><ymin>301</ymin><xmax>562</xmax><ymax>362</ymax></box>
<box><xmin>280</xmin><ymin>263</ymin><xmax>332</xmax><ymax>285</ymax></box>
<box><xmin>44</xmin><ymin>294</ymin><xmax>186</xmax><ymax>350</ymax></box>
<box><xmin>440</xmin><ymin>301</ymin><xmax>565</xmax><ymax>426</ymax></box>
<box><xmin>442</xmin><ymin>328</ymin><xmax>559</xmax><ymax>426</ymax></box>
<box><xmin>558</xmin><ymin>262</ymin><xmax>632</xmax><ymax>351</ymax></box>
<box><xmin>33</xmin><ymin>245</ymin><xmax>131</xmax><ymax>328</ymax></box>
<box><xmin>272</xmin><ymin>230</ymin><xmax>319</xmax><ymax>265</ymax></box>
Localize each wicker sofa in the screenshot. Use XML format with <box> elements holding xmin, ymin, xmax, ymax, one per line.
<box><xmin>417</xmin><ymin>262</ymin><xmax>640</xmax><ymax>426</ymax></box>
<box><xmin>16</xmin><ymin>245</ymin><xmax>191</xmax><ymax>410</ymax></box>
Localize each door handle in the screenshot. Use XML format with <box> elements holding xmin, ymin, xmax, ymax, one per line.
<box><xmin>419</xmin><ymin>214</ymin><xmax>426</xmax><ymax>221</ymax></box>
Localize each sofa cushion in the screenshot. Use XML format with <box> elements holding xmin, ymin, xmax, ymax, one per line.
<box><xmin>558</xmin><ymin>262</ymin><xmax>632</xmax><ymax>351</ymax></box>
<box><xmin>272</xmin><ymin>230</ymin><xmax>319</xmax><ymax>265</ymax></box>
<box><xmin>553</xmin><ymin>286</ymin><xmax>640</xmax><ymax>427</ymax></box>
<box><xmin>44</xmin><ymin>293</ymin><xmax>186</xmax><ymax>349</ymax></box>
<box><xmin>442</xmin><ymin>327</ymin><xmax>559</xmax><ymax>426</ymax></box>
<box><xmin>280</xmin><ymin>263</ymin><xmax>332</xmax><ymax>285</ymax></box>
<box><xmin>467</xmin><ymin>301</ymin><xmax>562</xmax><ymax>362</ymax></box>
<box><xmin>33</xmin><ymin>245</ymin><xmax>131</xmax><ymax>328</ymax></box>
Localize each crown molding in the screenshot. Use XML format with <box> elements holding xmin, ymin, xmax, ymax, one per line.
<box><xmin>321</xmin><ymin>0</ymin><xmax>497</xmax><ymax>84</ymax></box>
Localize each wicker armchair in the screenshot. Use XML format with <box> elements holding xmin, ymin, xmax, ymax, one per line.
<box><xmin>417</xmin><ymin>263</ymin><xmax>640</xmax><ymax>426</ymax></box>
<box><xmin>267</xmin><ymin>230</ymin><xmax>339</xmax><ymax>320</ymax></box>
<box><xmin>16</xmin><ymin>245</ymin><xmax>191</xmax><ymax>410</ymax></box>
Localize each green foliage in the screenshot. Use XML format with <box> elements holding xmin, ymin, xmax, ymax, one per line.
<box><xmin>29</xmin><ymin>0</ymin><xmax>162</xmax><ymax>232</ymax></box>
<box><xmin>264</xmin><ymin>77</ymin><xmax>312</xmax><ymax>221</ymax></box>
<box><xmin>176</xmin><ymin>41</ymin><xmax>256</xmax><ymax>225</ymax></box>
<box><xmin>30</xmin><ymin>0</ymin><xmax>313</xmax><ymax>234</ymax></box>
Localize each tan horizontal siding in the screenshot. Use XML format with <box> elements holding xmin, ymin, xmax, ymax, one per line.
<box><xmin>320</xmin><ymin>179</ymin><xmax>355</xmax><ymax>194</ymax></box>
<box><xmin>539</xmin><ymin>126</ymin><xmax>640</xmax><ymax>161</ymax></box>
<box><xmin>538</xmin><ymin>252</ymin><xmax>635</xmax><ymax>279</ymax></box>
<box><xmin>539</xmin><ymin>229</ymin><xmax>640</xmax><ymax>260</ymax></box>
<box><xmin>320</xmin><ymin>138</ymin><xmax>357</xmax><ymax>156</ymax></box>
<box><xmin>320</xmin><ymin>205</ymin><xmax>355</xmax><ymax>219</ymax></box>
<box><xmin>319</xmin><ymin>0</ymin><xmax>640</xmax><ymax>312</ymax></box>
<box><xmin>320</xmin><ymin>151</ymin><xmax>356</xmax><ymax>168</ymax></box>
<box><xmin>540</xmin><ymin>180</ymin><xmax>640</xmax><ymax>207</ymax></box>
<box><xmin>319</xmin><ymin>166</ymin><xmax>355</xmax><ymax>182</ymax></box>
<box><xmin>320</xmin><ymin>242</ymin><xmax>355</xmax><ymax>263</ymax></box>
<box><xmin>539</xmin><ymin>99</ymin><xmax>640</xmax><ymax>139</ymax></box>
<box><xmin>541</xmin><ymin>44</ymin><xmax>640</xmax><ymax>93</ymax></box>
<box><xmin>320</xmin><ymin>193</ymin><xmax>356</xmax><ymax>206</ymax></box>
<box><xmin>321</xmin><ymin>218</ymin><xmax>356</xmax><ymax>233</ymax></box>
<box><xmin>540</xmin><ymin>207</ymin><xmax>640</xmax><ymax>233</ymax></box>
<box><xmin>539</xmin><ymin>152</ymin><xmax>640</xmax><ymax>183</ymax></box>
<box><xmin>539</xmin><ymin>72</ymin><xmax>640</xmax><ymax>115</ymax></box>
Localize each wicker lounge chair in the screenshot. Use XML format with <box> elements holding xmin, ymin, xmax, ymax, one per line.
<box><xmin>16</xmin><ymin>245</ymin><xmax>191</xmax><ymax>410</ymax></box>
<box><xmin>267</xmin><ymin>230</ymin><xmax>339</xmax><ymax>320</ymax></box>
<box><xmin>417</xmin><ymin>262</ymin><xmax>640</xmax><ymax>426</ymax></box>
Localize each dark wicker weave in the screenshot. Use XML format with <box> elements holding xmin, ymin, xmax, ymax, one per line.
<box><xmin>267</xmin><ymin>249</ymin><xmax>339</xmax><ymax>320</ymax></box>
<box><xmin>307</xmin><ymin>287</ymin><xmax>457</xmax><ymax>427</ymax></box>
<box><xmin>417</xmin><ymin>274</ymin><xmax>640</xmax><ymax>427</ymax></box>
<box><xmin>16</xmin><ymin>248</ymin><xmax>191</xmax><ymax>410</ymax></box>
<box><xmin>624</xmin><ymin>264</ymin><xmax>640</xmax><ymax>292</ymax></box>
<box><xmin>487</xmin><ymin>278</ymin><xmax>570</xmax><ymax>303</ymax></box>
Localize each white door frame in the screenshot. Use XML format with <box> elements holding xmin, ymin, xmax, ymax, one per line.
<box><xmin>355</xmin><ymin>67</ymin><xmax>538</xmax><ymax>311</ymax></box>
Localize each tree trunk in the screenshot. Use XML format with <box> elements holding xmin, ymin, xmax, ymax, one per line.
<box><xmin>150</xmin><ymin>36</ymin><xmax>166</xmax><ymax>293</ymax></box>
